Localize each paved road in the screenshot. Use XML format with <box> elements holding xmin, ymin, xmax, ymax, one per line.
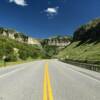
<box><xmin>0</xmin><ymin>60</ymin><xmax>100</xmax><ymax>100</ymax></box>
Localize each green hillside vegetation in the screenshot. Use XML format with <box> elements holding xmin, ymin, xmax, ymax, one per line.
<box><xmin>42</xmin><ymin>45</ymin><xmax>60</xmax><ymax>58</ymax></box>
<box><xmin>41</xmin><ymin>36</ymin><xmax>72</xmax><ymax>58</ymax></box>
<box><xmin>57</xmin><ymin>42</ymin><xmax>100</xmax><ymax>63</ymax></box>
<box><xmin>57</xmin><ymin>18</ymin><xmax>100</xmax><ymax>64</ymax></box>
<box><xmin>0</xmin><ymin>36</ymin><xmax>44</xmax><ymax>63</ymax></box>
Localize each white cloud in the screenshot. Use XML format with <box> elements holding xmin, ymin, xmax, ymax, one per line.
<box><xmin>9</xmin><ymin>0</ymin><xmax>28</xmax><ymax>6</ymax></box>
<box><xmin>45</xmin><ymin>8</ymin><xmax>57</xmax><ymax>14</ymax></box>
<box><xmin>44</xmin><ymin>7</ymin><xmax>59</xmax><ymax>18</ymax></box>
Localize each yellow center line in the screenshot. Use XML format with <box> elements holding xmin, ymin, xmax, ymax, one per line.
<box><xmin>43</xmin><ymin>62</ymin><xmax>54</xmax><ymax>100</ymax></box>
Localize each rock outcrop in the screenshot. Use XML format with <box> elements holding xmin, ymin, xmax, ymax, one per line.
<box><xmin>41</xmin><ymin>36</ymin><xmax>71</xmax><ymax>47</ymax></box>
<box><xmin>73</xmin><ymin>18</ymin><xmax>100</xmax><ymax>41</ymax></box>
<box><xmin>0</xmin><ymin>27</ymin><xmax>40</xmax><ymax>45</ymax></box>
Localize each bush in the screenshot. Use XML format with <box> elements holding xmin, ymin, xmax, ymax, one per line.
<box><xmin>5</xmin><ymin>54</ymin><xmax>17</xmax><ymax>62</ymax></box>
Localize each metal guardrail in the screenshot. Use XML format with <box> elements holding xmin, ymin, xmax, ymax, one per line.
<box><xmin>61</xmin><ymin>59</ymin><xmax>100</xmax><ymax>72</ymax></box>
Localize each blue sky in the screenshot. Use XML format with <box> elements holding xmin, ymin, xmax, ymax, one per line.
<box><xmin>0</xmin><ymin>0</ymin><xmax>100</xmax><ymax>38</ymax></box>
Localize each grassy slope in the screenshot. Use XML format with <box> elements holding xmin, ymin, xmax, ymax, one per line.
<box><xmin>0</xmin><ymin>59</ymin><xmax>34</xmax><ymax>67</ymax></box>
<box><xmin>0</xmin><ymin>36</ymin><xmax>44</xmax><ymax>67</ymax></box>
<box><xmin>57</xmin><ymin>41</ymin><xmax>100</xmax><ymax>62</ymax></box>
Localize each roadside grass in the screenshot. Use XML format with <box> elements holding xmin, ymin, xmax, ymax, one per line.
<box><xmin>0</xmin><ymin>59</ymin><xmax>35</xmax><ymax>68</ymax></box>
<box><xmin>57</xmin><ymin>41</ymin><xmax>100</xmax><ymax>63</ymax></box>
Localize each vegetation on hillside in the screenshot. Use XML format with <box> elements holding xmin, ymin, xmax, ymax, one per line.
<box><xmin>57</xmin><ymin>42</ymin><xmax>100</xmax><ymax>63</ymax></box>
<box><xmin>0</xmin><ymin>36</ymin><xmax>44</xmax><ymax>62</ymax></box>
<box><xmin>41</xmin><ymin>35</ymin><xmax>71</xmax><ymax>58</ymax></box>
<box><xmin>42</xmin><ymin>45</ymin><xmax>60</xmax><ymax>58</ymax></box>
<box><xmin>57</xmin><ymin>18</ymin><xmax>100</xmax><ymax>64</ymax></box>
<box><xmin>0</xmin><ymin>18</ymin><xmax>100</xmax><ymax>65</ymax></box>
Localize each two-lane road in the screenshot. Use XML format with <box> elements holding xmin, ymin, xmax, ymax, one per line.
<box><xmin>0</xmin><ymin>60</ymin><xmax>100</xmax><ymax>100</ymax></box>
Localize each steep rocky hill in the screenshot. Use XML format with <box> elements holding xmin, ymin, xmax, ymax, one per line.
<box><xmin>0</xmin><ymin>27</ymin><xmax>44</xmax><ymax>62</ymax></box>
<box><xmin>0</xmin><ymin>27</ymin><xmax>40</xmax><ymax>45</ymax></box>
<box><xmin>57</xmin><ymin>18</ymin><xmax>100</xmax><ymax>64</ymax></box>
<box><xmin>41</xmin><ymin>36</ymin><xmax>71</xmax><ymax>58</ymax></box>
<box><xmin>73</xmin><ymin>18</ymin><xmax>100</xmax><ymax>42</ymax></box>
<box><xmin>41</xmin><ymin>36</ymin><xmax>71</xmax><ymax>47</ymax></box>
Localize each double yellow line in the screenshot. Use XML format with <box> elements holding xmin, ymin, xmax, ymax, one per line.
<box><xmin>43</xmin><ymin>62</ymin><xmax>54</xmax><ymax>100</ymax></box>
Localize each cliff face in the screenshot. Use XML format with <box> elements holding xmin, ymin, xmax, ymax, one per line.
<box><xmin>57</xmin><ymin>18</ymin><xmax>100</xmax><ymax>62</ymax></box>
<box><xmin>73</xmin><ymin>18</ymin><xmax>100</xmax><ymax>41</ymax></box>
<box><xmin>42</xmin><ymin>36</ymin><xmax>71</xmax><ymax>47</ymax></box>
<box><xmin>0</xmin><ymin>27</ymin><xmax>40</xmax><ymax>45</ymax></box>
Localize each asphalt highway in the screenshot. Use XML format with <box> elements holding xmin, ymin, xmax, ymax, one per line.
<box><xmin>0</xmin><ymin>60</ymin><xmax>100</xmax><ymax>100</ymax></box>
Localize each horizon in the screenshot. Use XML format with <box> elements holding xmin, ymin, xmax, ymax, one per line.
<box><xmin>0</xmin><ymin>0</ymin><xmax>100</xmax><ymax>38</ymax></box>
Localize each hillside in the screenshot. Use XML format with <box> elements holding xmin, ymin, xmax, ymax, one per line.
<box><xmin>41</xmin><ymin>36</ymin><xmax>71</xmax><ymax>58</ymax></box>
<box><xmin>0</xmin><ymin>27</ymin><xmax>40</xmax><ymax>45</ymax></box>
<box><xmin>57</xmin><ymin>42</ymin><xmax>100</xmax><ymax>63</ymax></box>
<box><xmin>41</xmin><ymin>36</ymin><xmax>71</xmax><ymax>47</ymax></box>
<box><xmin>0</xmin><ymin>36</ymin><xmax>44</xmax><ymax>62</ymax></box>
<box><xmin>57</xmin><ymin>18</ymin><xmax>100</xmax><ymax>64</ymax></box>
<box><xmin>0</xmin><ymin>28</ymin><xmax>45</xmax><ymax>64</ymax></box>
<box><xmin>73</xmin><ymin>18</ymin><xmax>100</xmax><ymax>42</ymax></box>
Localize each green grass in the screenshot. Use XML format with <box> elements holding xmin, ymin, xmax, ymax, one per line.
<box><xmin>0</xmin><ymin>59</ymin><xmax>35</xmax><ymax>67</ymax></box>
<box><xmin>0</xmin><ymin>36</ymin><xmax>44</xmax><ymax>61</ymax></box>
<box><xmin>57</xmin><ymin>41</ymin><xmax>100</xmax><ymax>62</ymax></box>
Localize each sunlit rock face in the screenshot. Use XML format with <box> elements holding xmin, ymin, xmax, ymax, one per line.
<box><xmin>47</xmin><ymin>39</ymin><xmax>70</xmax><ymax>47</ymax></box>
<box><xmin>42</xmin><ymin>36</ymin><xmax>71</xmax><ymax>47</ymax></box>
<box><xmin>27</xmin><ymin>37</ymin><xmax>40</xmax><ymax>45</ymax></box>
<box><xmin>0</xmin><ymin>27</ymin><xmax>40</xmax><ymax>45</ymax></box>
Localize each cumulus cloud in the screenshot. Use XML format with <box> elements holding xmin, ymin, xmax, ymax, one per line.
<box><xmin>43</xmin><ymin>7</ymin><xmax>59</xmax><ymax>18</ymax></box>
<box><xmin>9</xmin><ymin>0</ymin><xmax>28</xmax><ymax>6</ymax></box>
<box><xmin>45</xmin><ymin>8</ymin><xmax>57</xmax><ymax>14</ymax></box>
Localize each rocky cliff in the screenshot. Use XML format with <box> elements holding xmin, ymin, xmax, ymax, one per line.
<box><xmin>41</xmin><ymin>36</ymin><xmax>71</xmax><ymax>47</ymax></box>
<box><xmin>73</xmin><ymin>18</ymin><xmax>100</xmax><ymax>41</ymax></box>
<box><xmin>0</xmin><ymin>27</ymin><xmax>40</xmax><ymax>45</ymax></box>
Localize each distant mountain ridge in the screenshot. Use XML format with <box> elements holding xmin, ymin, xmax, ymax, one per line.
<box><xmin>0</xmin><ymin>27</ymin><xmax>40</xmax><ymax>45</ymax></box>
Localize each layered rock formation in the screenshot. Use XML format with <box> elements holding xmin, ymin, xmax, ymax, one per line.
<box><xmin>41</xmin><ymin>36</ymin><xmax>71</xmax><ymax>47</ymax></box>
<box><xmin>0</xmin><ymin>27</ymin><xmax>40</xmax><ymax>45</ymax></box>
